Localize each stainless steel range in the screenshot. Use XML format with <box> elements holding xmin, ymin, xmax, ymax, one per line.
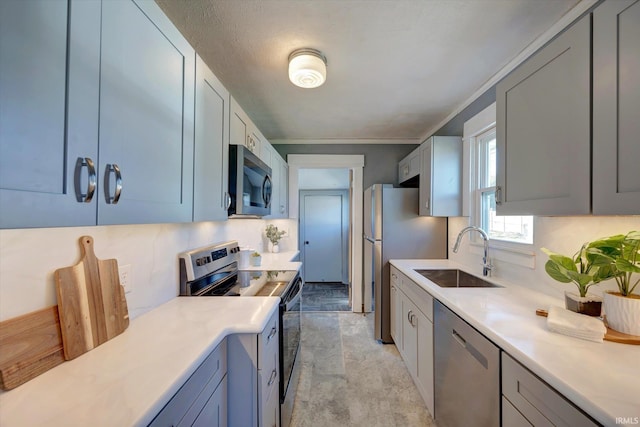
<box><xmin>178</xmin><ymin>241</ymin><xmax>302</xmax><ymax>427</ymax></box>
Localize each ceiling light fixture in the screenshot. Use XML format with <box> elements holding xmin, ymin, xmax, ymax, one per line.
<box><xmin>288</xmin><ymin>48</ymin><xmax>327</xmax><ymax>89</ymax></box>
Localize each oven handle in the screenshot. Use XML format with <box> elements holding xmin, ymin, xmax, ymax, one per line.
<box><xmin>284</xmin><ymin>280</ymin><xmax>303</xmax><ymax>311</ymax></box>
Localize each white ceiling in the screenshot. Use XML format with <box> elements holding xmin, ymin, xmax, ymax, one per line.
<box><xmin>157</xmin><ymin>0</ymin><xmax>581</xmax><ymax>142</ymax></box>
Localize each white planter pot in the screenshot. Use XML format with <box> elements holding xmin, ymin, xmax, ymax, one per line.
<box><xmin>271</xmin><ymin>242</ymin><xmax>280</xmax><ymax>253</ymax></box>
<box><xmin>603</xmin><ymin>291</ymin><xmax>640</xmax><ymax>336</ymax></box>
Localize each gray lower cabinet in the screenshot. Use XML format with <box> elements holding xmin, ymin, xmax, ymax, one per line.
<box><xmin>502</xmin><ymin>353</ymin><xmax>599</xmax><ymax>427</ymax></box>
<box><xmin>592</xmin><ymin>0</ymin><xmax>640</xmax><ymax>215</ymax></box>
<box><xmin>0</xmin><ymin>0</ymin><xmax>195</xmax><ymax>228</ymax></box>
<box><xmin>392</xmin><ymin>267</ymin><xmax>435</xmax><ymax>417</ymax></box>
<box><xmin>496</xmin><ymin>13</ymin><xmax>591</xmax><ymax>216</ymax></box>
<box><xmin>150</xmin><ymin>339</ymin><xmax>228</xmax><ymax>427</ymax></box>
<box><xmin>419</xmin><ymin>136</ymin><xmax>463</xmax><ymax>217</ymax></box>
<box><xmin>194</xmin><ymin>54</ymin><xmax>230</xmax><ymax>222</ymax></box>
<box><xmin>228</xmin><ymin>310</ymin><xmax>280</xmax><ymax>427</ymax></box>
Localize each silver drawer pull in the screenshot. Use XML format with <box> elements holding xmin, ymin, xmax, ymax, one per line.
<box><xmin>74</xmin><ymin>157</ymin><xmax>96</xmax><ymax>203</ymax></box>
<box><xmin>104</xmin><ymin>163</ymin><xmax>122</xmax><ymax>204</ymax></box>
<box><xmin>267</xmin><ymin>326</ymin><xmax>277</xmax><ymax>341</ymax></box>
<box><xmin>267</xmin><ymin>369</ymin><xmax>277</xmax><ymax>386</ymax></box>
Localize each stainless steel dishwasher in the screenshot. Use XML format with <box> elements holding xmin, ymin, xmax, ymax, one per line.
<box><xmin>434</xmin><ymin>300</ymin><xmax>500</xmax><ymax>427</ymax></box>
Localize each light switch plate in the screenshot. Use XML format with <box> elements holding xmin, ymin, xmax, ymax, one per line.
<box><xmin>119</xmin><ymin>264</ymin><xmax>132</xmax><ymax>294</ymax></box>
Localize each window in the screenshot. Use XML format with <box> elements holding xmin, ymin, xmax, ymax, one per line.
<box><xmin>473</xmin><ymin>127</ymin><xmax>533</xmax><ymax>244</ymax></box>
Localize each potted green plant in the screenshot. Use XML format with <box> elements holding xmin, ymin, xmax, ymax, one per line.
<box><xmin>265</xmin><ymin>224</ymin><xmax>286</xmax><ymax>253</ymax></box>
<box><xmin>541</xmin><ymin>243</ymin><xmax>610</xmax><ymax>316</ymax></box>
<box><xmin>250</xmin><ymin>251</ymin><xmax>262</xmax><ymax>267</ymax></box>
<box><xmin>588</xmin><ymin>231</ymin><xmax>640</xmax><ymax>335</ymax></box>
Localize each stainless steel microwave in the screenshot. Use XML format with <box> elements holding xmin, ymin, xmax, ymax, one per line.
<box><xmin>228</xmin><ymin>145</ymin><xmax>272</xmax><ymax>217</ymax></box>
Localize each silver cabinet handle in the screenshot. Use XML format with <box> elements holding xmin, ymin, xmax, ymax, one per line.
<box><xmin>267</xmin><ymin>369</ymin><xmax>277</xmax><ymax>386</ymax></box>
<box><xmin>104</xmin><ymin>163</ymin><xmax>122</xmax><ymax>204</ymax></box>
<box><xmin>267</xmin><ymin>326</ymin><xmax>277</xmax><ymax>341</ymax></box>
<box><xmin>225</xmin><ymin>192</ymin><xmax>232</xmax><ymax>210</ymax></box>
<box><xmin>407</xmin><ymin>310</ymin><xmax>413</xmax><ymax>324</ymax></box>
<box><xmin>495</xmin><ymin>186</ymin><xmax>502</xmax><ymax>206</ymax></box>
<box><xmin>425</xmin><ymin>197</ymin><xmax>430</xmax><ymax>210</ymax></box>
<box><xmin>74</xmin><ymin>157</ymin><xmax>96</xmax><ymax>203</ymax></box>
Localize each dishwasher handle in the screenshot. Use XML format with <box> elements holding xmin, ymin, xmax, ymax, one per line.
<box><xmin>452</xmin><ymin>328</ymin><xmax>488</xmax><ymax>369</ymax></box>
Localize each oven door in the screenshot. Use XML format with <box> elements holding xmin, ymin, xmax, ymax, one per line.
<box><xmin>279</xmin><ymin>275</ymin><xmax>302</xmax><ymax>403</ymax></box>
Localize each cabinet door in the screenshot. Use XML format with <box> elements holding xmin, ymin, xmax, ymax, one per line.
<box><xmin>0</xmin><ymin>0</ymin><xmax>100</xmax><ymax>228</ymax></box>
<box><xmin>194</xmin><ymin>55</ymin><xmax>230</xmax><ymax>222</ymax></box>
<box><xmin>390</xmin><ymin>284</ymin><xmax>397</xmax><ymax>342</ymax></box>
<box><xmin>416</xmin><ymin>309</ymin><xmax>434</xmax><ymax>417</ymax></box>
<box><xmin>279</xmin><ymin>160</ymin><xmax>289</xmax><ymax>217</ymax></box>
<box><xmin>261</xmin><ymin>384</ymin><xmax>280</xmax><ymax>427</ymax></box>
<box><xmin>230</xmin><ymin>97</ymin><xmax>249</xmax><ymax>148</ymax></box>
<box><xmin>593</xmin><ymin>0</ymin><xmax>640</xmax><ymax>214</ymax></box>
<box><xmin>98</xmin><ymin>0</ymin><xmax>194</xmax><ymax>225</ymax></box>
<box><xmin>192</xmin><ymin>376</ymin><xmax>228</xmax><ymax>427</ymax></box>
<box><xmin>402</xmin><ymin>295</ymin><xmax>418</xmax><ymax>379</ymax></box>
<box><xmin>419</xmin><ymin>143</ymin><xmax>432</xmax><ymax>216</ymax></box>
<box><xmin>496</xmin><ymin>15</ymin><xmax>591</xmax><ymax>215</ymax></box>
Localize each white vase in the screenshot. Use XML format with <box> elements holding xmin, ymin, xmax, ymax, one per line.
<box><xmin>603</xmin><ymin>291</ymin><xmax>640</xmax><ymax>336</ymax></box>
<box><xmin>271</xmin><ymin>242</ymin><xmax>280</xmax><ymax>253</ymax></box>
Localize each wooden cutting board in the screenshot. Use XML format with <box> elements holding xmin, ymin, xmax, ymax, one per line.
<box><xmin>54</xmin><ymin>236</ymin><xmax>129</xmax><ymax>360</ymax></box>
<box><xmin>0</xmin><ymin>306</ymin><xmax>65</xmax><ymax>390</ymax></box>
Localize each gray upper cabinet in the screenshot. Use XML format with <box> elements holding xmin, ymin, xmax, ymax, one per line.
<box><xmin>496</xmin><ymin>14</ymin><xmax>591</xmax><ymax>216</ymax></box>
<box><xmin>0</xmin><ymin>0</ymin><xmax>195</xmax><ymax>228</ymax></box>
<box><xmin>398</xmin><ymin>147</ymin><xmax>421</xmax><ymax>185</ymax></box>
<box><xmin>98</xmin><ymin>0</ymin><xmax>194</xmax><ymax>225</ymax></box>
<box><xmin>593</xmin><ymin>0</ymin><xmax>640</xmax><ymax>215</ymax></box>
<box><xmin>194</xmin><ymin>55</ymin><xmax>230</xmax><ymax>222</ymax></box>
<box><xmin>0</xmin><ymin>0</ymin><xmax>100</xmax><ymax>228</ymax></box>
<box><xmin>419</xmin><ymin>136</ymin><xmax>463</xmax><ymax>217</ymax></box>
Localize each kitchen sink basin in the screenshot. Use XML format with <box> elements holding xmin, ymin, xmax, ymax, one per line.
<box><xmin>414</xmin><ymin>269</ymin><xmax>502</xmax><ymax>288</ymax></box>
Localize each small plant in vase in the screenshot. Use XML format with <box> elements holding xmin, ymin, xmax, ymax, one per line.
<box><xmin>265</xmin><ymin>224</ymin><xmax>286</xmax><ymax>253</ymax></box>
<box><xmin>541</xmin><ymin>243</ymin><xmax>611</xmax><ymax>317</ymax></box>
<box><xmin>588</xmin><ymin>231</ymin><xmax>640</xmax><ymax>335</ymax></box>
<box><xmin>250</xmin><ymin>251</ymin><xmax>262</xmax><ymax>267</ymax></box>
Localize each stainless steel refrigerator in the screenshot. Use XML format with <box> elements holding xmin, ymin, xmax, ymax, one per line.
<box><xmin>364</xmin><ymin>184</ymin><xmax>447</xmax><ymax>343</ymax></box>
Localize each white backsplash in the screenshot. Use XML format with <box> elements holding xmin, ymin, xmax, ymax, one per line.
<box><xmin>448</xmin><ymin>216</ymin><xmax>640</xmax><ymax>299</ymax></box>
<box><xmin>0</xmin><ymin>218</ymin><xmax>297</xmax><ymax>321</ymax></box>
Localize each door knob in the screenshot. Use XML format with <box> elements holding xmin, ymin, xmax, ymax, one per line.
<box><xmin>305</xmin><ymin>241</ymin><xmax>309</xmax><ymax>245</ymax></box>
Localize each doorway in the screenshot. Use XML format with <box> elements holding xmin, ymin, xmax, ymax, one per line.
<box><xmin>287</xmin><ymin>155</ymin><xmax>364</xmax><ymax>312</ymax></box>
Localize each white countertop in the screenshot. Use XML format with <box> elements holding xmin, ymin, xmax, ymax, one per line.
<box><xmin>241</xmin><ymin>250</ymin><xmax>301</xmax><ymax>271</ymax></box>
<box><xmin>391</xmin><ymin>259</ymin><xmax>640</xmax><ymax>427</ymax></box>
<box><xmin>0</xmin><ymin>297</ymin><xmax>280</xmax><ymax>427</ymax></box>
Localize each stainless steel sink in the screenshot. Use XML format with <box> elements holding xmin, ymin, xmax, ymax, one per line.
<box><xmin>414</xmin><ymin>269</ymin><xmax>502</xmax><ymax>288</ymax></box>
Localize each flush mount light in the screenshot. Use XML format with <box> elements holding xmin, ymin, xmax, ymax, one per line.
<box><xmin>288</xmin><ymin>48</ymin><xmax>327</xmax><ymax>89</ymax></box>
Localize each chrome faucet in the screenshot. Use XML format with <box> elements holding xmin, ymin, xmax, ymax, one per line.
<box><xmin>453</xmin><ymin>226</ymin><xmax>492</xmax><ymax>276</ymax></box>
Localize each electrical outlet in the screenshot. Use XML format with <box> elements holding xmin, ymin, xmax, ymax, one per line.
<box><xmin>119</xmin><ymin>264</ymin><xmax>132</xmax><ymax>294</ymax></box>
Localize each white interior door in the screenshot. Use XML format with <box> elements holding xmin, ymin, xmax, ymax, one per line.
<box><xmin>300</xmin><ymin>191</ymin><xmax>349</xmax><ymax>283</ymax></box>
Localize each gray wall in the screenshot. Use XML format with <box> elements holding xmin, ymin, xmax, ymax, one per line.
<box><xmin>272</xmin><ymin>144</ymin><xmax>417</xmax><ymax>189</ymax></box>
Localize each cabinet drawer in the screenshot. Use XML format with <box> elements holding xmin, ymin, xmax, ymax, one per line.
<box><xmin>401</xmin><ymin>277</ymin><xmax>433</xmax><ymax>322</ymax></box>
<box><xmin>192</xmin><ymin>375</ymin><xmax>228</xmax><ymax>427</ymax></box>
<box><xmin>502</xmin><ymin>353</ymin><xmax>598</xmax><ymax>427</ymax></box>
<box><xmin>259</xmin><ymin>339</ymin><xmax>279</xmax><ymax>405</ymax></box>
<box><xmin>502</xmin><ymin>396</ymin><xmax>532</xmax><ymax>427</ymax></box>
<box><xmin>150</xmin><ymin>339</ymin><xmax>227</xmax><ymax>427</ymax></box>
<box><xmin>261</xmin><ymin>375</ymin><xmax>280</xmax><ymax>427</ymax></box>
<box><xmin>258</xmin><ymin>310</ymin><xmax>279</xmax><ymax>369</ymax></box>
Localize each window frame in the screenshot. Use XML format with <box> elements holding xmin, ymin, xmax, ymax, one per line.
<box><xmin>463</xmin><ymin>103</ymin><xmax>535</xmax><ymax>256</ymax></box>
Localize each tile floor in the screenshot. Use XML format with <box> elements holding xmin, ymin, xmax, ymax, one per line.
<box><xmin>301</xmin><ymin>282</ymin><xmax>351</xmax><ymax>311</ymax></box>
<box><xmin>289</xmin><ymin>312</ymin><xmax>436</xmax><ymax>427</ymax></box>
